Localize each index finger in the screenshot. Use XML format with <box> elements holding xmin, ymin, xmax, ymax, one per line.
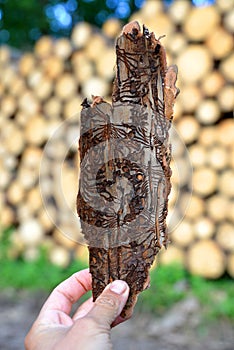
<box><xmin>39</xmin><ymin>268</ymin><xmax>92</xmax><ymax>316</ymax></box>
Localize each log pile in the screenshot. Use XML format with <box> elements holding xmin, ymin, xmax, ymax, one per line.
<box><xmin>0</xmin><ymin>0</ymin><xmax>233</xmax><ymax>278</ymax></box>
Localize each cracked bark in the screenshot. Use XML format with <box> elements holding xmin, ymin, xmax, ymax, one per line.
<box><xmin>77</xmin><ymin>21</ymin><xmax>179</xmax><ymax>318</ymax></box>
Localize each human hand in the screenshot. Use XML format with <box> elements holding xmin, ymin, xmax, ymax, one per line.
<box><xmin>25</xmin><ymin>269</ymin><xmax>130</xmax><ymax>350</ymax></box>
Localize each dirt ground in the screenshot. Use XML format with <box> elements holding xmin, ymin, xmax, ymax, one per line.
<box><xmin>0</xmin><ymin>288</ymin><xmax>233</xmax><ymax>350</ymax></box>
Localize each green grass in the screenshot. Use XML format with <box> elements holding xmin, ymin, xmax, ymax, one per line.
<box><xmin>0</xmin><ymin>227</ymin><xmax>87</xmax><ymax>291</ymax></box>
<box><xmin>138</xmin><ymin>263</ymin><xmax>187</xmax><ymax>314</ymax></box>
<box><xmin>139</xmin><ymin>266</ymin><xmax>234</xmax><ymax>321</ymax></box>
<box><xmin>0</xmin><ymin>228</ymin><xmax>234</xmax><ymax>321</ymax></box>
<box><xmin>189</xmin><ymin>274</ymin><xmax>234</xmax><ymax>320</ymax></box>
<box><xmin>0</xmin><ymin>252</ymin><xmax>87</xmax><ymax>291</ymax></box>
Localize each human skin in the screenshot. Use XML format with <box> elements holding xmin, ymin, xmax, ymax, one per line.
<box><xmin>25</xmin><ymin>269</ymin><xmax>130</xmax><ymax>350</ymax></box>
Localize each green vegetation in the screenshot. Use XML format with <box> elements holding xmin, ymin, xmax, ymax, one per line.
<box><xmin>189</xmin><ymin>274</ymin><xmax>234</xmax><ymax>321</ymax></box>
<box><xmin>0</xmin><ymin>0</ymin><xmax>142</xmax><ymax>49</ymax></box>
<box><xmin>0</xmin><ymin>228</ymin><xmax>233</xmax><ymax>321</ymax></box>
<box><xmin>0</xmin><ymin>250</ymin><xmax>87</xmax><ymax>290</ymax></box>
<box><xmin>0</xmin><ymin>227</ymin><xmax>87</xmax><ymax>291</ymax></box>
<box><xmin>139</xmin><ymin>265</ymin><xmax>234</xmax><ymax>321</ymax></box>
<box><xmin>139</xmin><ymin>263</ymin><xmax>188</xmax><ymax>314</ymax></box>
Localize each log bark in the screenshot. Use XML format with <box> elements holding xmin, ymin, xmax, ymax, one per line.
<box><xmin>77</xmin><ymin>21</ymin><xmax>179</xmax><ymax>317</ymax></box>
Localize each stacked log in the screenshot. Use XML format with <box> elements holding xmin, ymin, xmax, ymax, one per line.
<box><xmin>0</xmin><ymin>0</ymin><xmax>233</xmax><ymax>278</ymax></box>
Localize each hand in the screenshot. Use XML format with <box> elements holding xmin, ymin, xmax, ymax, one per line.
<box><xmin>25</xmin><ymin>269</ymin><xmax>130</xmax><ymax>350</ymax></box>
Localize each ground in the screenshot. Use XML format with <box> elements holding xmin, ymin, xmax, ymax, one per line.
<box><xmin>0</xmin><ymin>289</ymin><xmax>233</xmax><ymax>350</ymax></box>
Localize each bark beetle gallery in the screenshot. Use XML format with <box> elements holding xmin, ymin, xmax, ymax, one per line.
<box><xmin>77</xmin><ymin>21</ymin><xmax>179</xmax><ymax>317</ymax></box>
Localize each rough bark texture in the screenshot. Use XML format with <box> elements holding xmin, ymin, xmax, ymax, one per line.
<box><xmin>77</xmin><ymin>21</ymin><xmax>179</xmax><ymax>317</ymax></box>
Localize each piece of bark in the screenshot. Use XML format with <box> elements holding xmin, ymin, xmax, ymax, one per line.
<box><xmin>77</xmin><ymin>21</ymin><xmax>179</xmax><ymax>317</ymax></box>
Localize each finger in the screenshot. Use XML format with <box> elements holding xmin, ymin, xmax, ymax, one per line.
<box><xmin>39</xmin><ymin>268</ymin><xmax>92</xmax><ymax>317</ymax></box>
<box><xmin>72</xmin><ymin>297</ymin><xmax>94</xmax><ymax>320</ymax></box>
<box><xmin>111</xmin><ymin>314</ymin><xmax>130</xmax><ymax>328</ymax></box>
<box><xmin>84</xmin><ymin>280</ymin><xmax>129</xmax><ymax>328</ymax></box>
<box><xmin>111</xmin><ymin>307</ymin><xmax>133</xmax><ymax>327</ymax></box>
<box><xmin>112</xmin><ymin>274</ymin><xmax>150</xmax><ymax>325</ymax></box>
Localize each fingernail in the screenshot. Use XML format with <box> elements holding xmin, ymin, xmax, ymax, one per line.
<box><xmin>109</xmin><ymin>280</ymin><xmax>127</xmax><ymax>295</ymax></box>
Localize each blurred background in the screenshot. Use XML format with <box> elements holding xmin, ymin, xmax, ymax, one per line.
<box><xmin>0</xmin><ymin>0</ymin><xmax>234</xmax><ymax>349</ymax></box>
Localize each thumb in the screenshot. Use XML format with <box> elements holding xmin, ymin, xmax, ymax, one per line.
<box><xmin>86</xmin><ymin>280</ymin><xmax>129</xmax><ymax>328</ymax></box>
